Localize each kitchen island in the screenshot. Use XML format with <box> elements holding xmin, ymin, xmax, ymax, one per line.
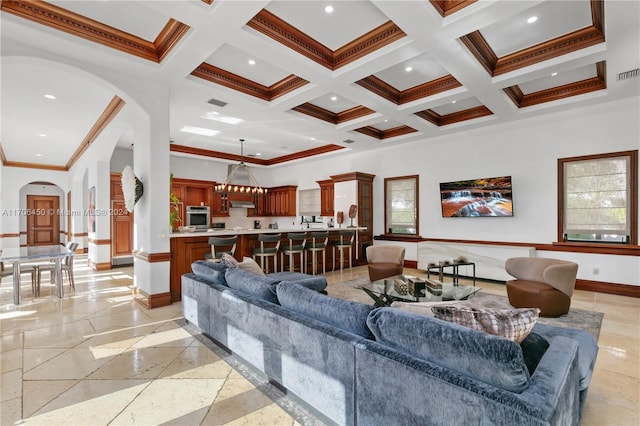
<box><xmin>169</xmin><ymin>227</ymin><xmax>367</xmax><ymax>301</ymax></box>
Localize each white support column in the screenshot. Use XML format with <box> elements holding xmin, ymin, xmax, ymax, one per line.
<box><xmin>131</xmin><ymin>86</ymin><xmax>171</xmax><ymax>308</ymax></box>
<box><xmin>70</xmin><ymin>178</ymin><xmax>87</xmax><ymax>252</ymax></box>
<box><xmin>87</xmin><ymin>161</ymin><xmax>112</xmax><ymax>270</ymax></box>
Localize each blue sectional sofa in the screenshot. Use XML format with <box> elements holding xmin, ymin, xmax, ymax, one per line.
<box><xmin>182</xmin><ymin>262</ymin><xmax>598</xmax><ymax>426</ymax></box>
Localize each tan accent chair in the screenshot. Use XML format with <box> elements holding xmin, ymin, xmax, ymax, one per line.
<box><xmin>366</xmin><ymin>245</ymin><xmax>405</xmax><ymax>282</ymax></box>
<box><xmin>505</xmin><ymin>257</ymin><xmax>578</xmax><ymax>317</ymax></box>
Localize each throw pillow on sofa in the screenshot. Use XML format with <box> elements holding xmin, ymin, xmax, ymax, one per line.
<box><xmin>276</xmin><ymin>282</ymin><xmax>374</xmax><ymax>339</ymax></box>
<box><xmin>431</xmin><ymin>305</ymin><xmax>540</xmax><ymax>343</ymax></box>
<box><xmin>237</xmin><ymin>256</ymin><xmax>266</xmax><ymax>276</ymax></box>
<box><xmin>225</xmin><ymin>266</ymin><xmax>280</xmax><ymax>304</ymax></box>
<box><xmin>191</xmin><ymin>260</ymin><xmax>228</xmax><ymax>286</ymax></box>
<box><xmin>221</xmin><ymin>253</ymin><xmax>239</xmax><ymax>268</ymax></box>
<box><xmin>367</xmin><ymin>308</ymin><xmax>531</xmax><ymax>392</ymax></box>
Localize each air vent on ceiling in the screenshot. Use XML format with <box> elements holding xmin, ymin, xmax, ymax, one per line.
<box><xmin>343</xmin><ymin>139</ymin><xmax>355</xmax><ymax>144</ymax></box>
<box><xmin>207</xmin><ymin>98</ymin><xmax>228</xmax><ymax>107</ymax></box>
<box><xmin>618</xmin><ymin>68</ymin><xmax>639</xmax><ymax>81</ymax></box>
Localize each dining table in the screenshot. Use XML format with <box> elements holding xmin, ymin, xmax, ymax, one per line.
<box><xmin>0</xmin><ymin>244</ymin><xmax>73</xmax><ymax>305</ymax></box>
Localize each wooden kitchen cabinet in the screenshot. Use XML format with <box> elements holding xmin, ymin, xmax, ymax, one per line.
<box><xmin>211</xmin><ymin>191</ymin><xmax>229</xmax><ymax>217</ymax></box>
<box><xmin>330</xmin><ymin>172</ymin><xmax>375</xmax><ymax>266</ymax></box>
<box><xmin>248</xmin><ymin>185</ymin><xmax>297</xmax><ymax>216</ymax></box>
<box><xmin>317</xmin><ymin>179</ymin><xmax>334</xmax><ymax>216</ymax></box>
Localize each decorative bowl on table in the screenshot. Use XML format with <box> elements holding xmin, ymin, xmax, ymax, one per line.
<box><xmin>178</xmin><ymin>226</ymin><xmax>197</xmax><ymax>233</ymax></box>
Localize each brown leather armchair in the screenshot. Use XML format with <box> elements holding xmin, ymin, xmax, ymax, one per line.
<box><xmin>505</xmin><ymin>257</ymin><xmax>578</xmax><ymax>317</ymax></box>
<box><xmin>366</xmin><ymin>245</ymin><xmax>405</xmax><ymax>282</ymax></box>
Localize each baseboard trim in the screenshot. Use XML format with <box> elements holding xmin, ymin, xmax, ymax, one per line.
<box><xmin>404</xmin><ymin>260</ymin><xmax>418</xmax><ymax>268</ymax></box>
<box><xmin>576</xmin><ymin>279</ymin><xmax>640</xmax><ymax>298</ymax></box>
<box><xmin>88</xmin><ymin>259</ymin><xmax>111</xmax><ymax>271</ymax></box>
<box><xmin>135</xmin><ymin>289</ymin><xmax>172</xmax><ymax>309</ymax></box>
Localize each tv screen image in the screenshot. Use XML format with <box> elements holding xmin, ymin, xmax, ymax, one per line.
<box><xmin>440</xmin><ymin>176</ymin><xmax>513</xmax><ymax>217</ymax></box>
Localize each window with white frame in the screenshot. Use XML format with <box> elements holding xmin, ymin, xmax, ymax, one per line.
<box><xmin>559</xmin><ymin>150</ymin><xmax>637</xmax><ymax>245</ymax></box>
<box><xmin>385</xmin><ymin>175</ymin><xmax>418</xmax><ymax>235</ymax></box>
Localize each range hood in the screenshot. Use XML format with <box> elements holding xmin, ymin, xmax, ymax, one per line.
<box><xmin>230</xmin><ymin>200</ymin><xmax>256</xmax><ymax>208</ymax></box>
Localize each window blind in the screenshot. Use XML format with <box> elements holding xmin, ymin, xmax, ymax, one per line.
<box><xmin>564</xmin><ymin>155</ymin><xmax>630</xmax><ymax>235</ymax></box>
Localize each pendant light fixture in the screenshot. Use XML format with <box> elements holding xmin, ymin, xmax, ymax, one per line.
<box><xmin>214</xmin><ymin>139</ymin><xmax>267</xmax><ymax>194</ymax></box>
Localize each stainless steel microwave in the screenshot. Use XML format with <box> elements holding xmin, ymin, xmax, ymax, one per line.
<box><xmin>186</xmin><ymin>206</ymin><xmax>210</xmax><ymax>230</ymax></box>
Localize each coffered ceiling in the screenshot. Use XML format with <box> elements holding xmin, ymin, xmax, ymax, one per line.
<box><xmin>1</xmin><ymin>0</ymin><xmax>638</xmax><ymax>170</ymax></box>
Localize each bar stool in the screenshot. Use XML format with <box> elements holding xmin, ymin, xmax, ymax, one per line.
<box><xmin>204</xmin><ymin>236</ymin><xmax>237</xmax><ymax>261</ymax></box>
<box><xmin>253</xmin><ymin>233</ymin><xmax>281</xmax><ymax>273</ymax></box>
<box><xmin>280</xmin><ymin>232</ymin><xmax>306</xmax><ymax>273</ymax></box>
<box><xmin>305</xmin><ymin>231</ymin><xmax>328</xmax><ymax>275</ymax></box>
<box><xmin>332</xmin><ymin>230</ymin><xmax>355</xmax><ymax>271</ymax></box>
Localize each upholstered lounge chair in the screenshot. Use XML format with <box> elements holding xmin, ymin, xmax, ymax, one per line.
<box><xmin>366</xmin><ymin>245</ymin><xmax>405</xmax><ymax>282</ymax></box>
<box><xmin>505</xmin><ymin>257</ymin><xmax>578</xmax><ymax>317</ymax></box>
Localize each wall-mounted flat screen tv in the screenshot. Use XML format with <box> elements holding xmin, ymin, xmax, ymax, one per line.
<box><xmin>440</xmin><ymin>176</ymin><xmax>513</xmax><ymax>217</ymax></box>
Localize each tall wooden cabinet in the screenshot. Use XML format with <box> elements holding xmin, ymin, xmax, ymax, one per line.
<box><xmin>317</xmin><ymin>179</ymin><xmax>335</xmax><ymax>216</ymax></box>
<box><xmin>330</xmin><ymin>172</ymin><xmax>374</xmax><ymax>265</ymax></box>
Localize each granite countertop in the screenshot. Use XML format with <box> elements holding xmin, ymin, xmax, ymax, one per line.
<box><xmin>169</xmin><ymin>226</ymin><xmax>366</xmax><ymax>238</ymax></box>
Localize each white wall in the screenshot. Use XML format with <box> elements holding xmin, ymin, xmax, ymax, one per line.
<box><xmin>259</xmin><ymin>97</ymin><xmax>640</xmax><ymax>286</ymax></box>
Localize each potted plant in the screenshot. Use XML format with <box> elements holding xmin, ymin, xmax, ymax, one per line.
<box><xmin>169</xmin><ymin>173</ymin><xmax>182</xmax><ymax>231</ymax></box>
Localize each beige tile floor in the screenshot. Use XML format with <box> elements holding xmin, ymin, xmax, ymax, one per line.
<box><xmin>1</xmin><ymin>256</ymin><xmax>638</xmax><ymax>425</ymax></box>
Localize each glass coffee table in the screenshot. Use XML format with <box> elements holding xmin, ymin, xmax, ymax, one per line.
<box><xmin>359</xmin><ymin>275</ymin><xmax>481</xmax><ymax>307</ymax></box>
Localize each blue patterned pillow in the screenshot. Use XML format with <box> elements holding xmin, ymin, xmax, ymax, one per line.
<box><xmin>191</xmin><ymin>260</ymin><xmax>227</xmax><ymax>286</ymax></box>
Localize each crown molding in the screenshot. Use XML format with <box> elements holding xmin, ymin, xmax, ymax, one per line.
<box><xmin>353</xmin><ymin>125</ymin><xmax>418</xmax><ymax>139</ymax></box>
<box><xmin>291</xmin><ymin>103</ymin><xmax>374</xmax><ymax>124</ymax></box>
<box><xmin>430</xmin><ymin>0</ymin><xmax>478</xmax><ymax>17</ymax></box>
<box><xmin>170</xmin><ymin>143</ymin><xmax>346</xmax><ymax>165</ymax></box>
<box><xmin>415</xmin><ymin>105</ymin><xmax>493</xmax><ymax>126</ymax></box>
<box><xmin>247</xmin><ymin>9</ymin><xmax>405</xmax><ymax>70</ymax></box>
<box><xmin>0</xmin><ymin>1</ymin><xmax>189</xmax><ymax>63</ymax></box>
<box><xmin>504</xmin><ymin>61</ymin><xmax>606</xmax><ymax>108</ymax></box>
<box><xmin>356</xmin><ymin>74</ymin><xmax>462</xmax><ymax>105</ymax></box>
<box><xmin>67</xmin><ymin>96</ymin><xmax>126</xmax><ymax>169</ymax></box>
<box><xmin>459</xmin><ymin>0</ymin><xmax>604</xmax><ymax>76</ymax></box>
<box><xmin>191</xmin><ymin>63</ymin><xmax>308</xmax><ymax>101</ymax></box>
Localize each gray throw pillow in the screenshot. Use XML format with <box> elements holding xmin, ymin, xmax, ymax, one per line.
<box><xmin>276</xmin><ymin>282</ymin><xmax>374</xmax><ymax>339</ymax></box>
<box><xmin>191</xmin><ymin>260</ymin><xmax>227</xmax><ymax>286</ymax></box>
<box><xmin>225</xmin><ymin>266</ymin><xmax>280</xmax><ymax>304</ymax></box>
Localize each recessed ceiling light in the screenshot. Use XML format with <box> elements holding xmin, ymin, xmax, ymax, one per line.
<box><xmin>551</xmin><ymin>72</ymin><xmax>558</xmax><ymax>76</ymax></box>
<box><xmin>180</xmin><ymin>126</ymin><xmax>220</xmax><ymax>137</ymax></box>
<box><xmin>35</xmin><ymin>153</ymin><xmax>43</xmax><ymax>157</ymax></box>
<box><xmin>309</xmin><ymin>137</ymin><xmax>316</xmax><ymax>140</ymax></box>
<box><xmin>248</xmin><ymin>59</ymin><xmax>256</xmax><ymax>65</ymax></box>
<box><xmin>405</xmin><ymin>66</ymin><xmax>413</xmax><ymax>72</ymax></box>
<box><xmin>201</xmin><ymin>111</ymin><xmax>244</xmax><ymax>125</ymax></box>
<box><xmin>325</xmin><ymin>5</ymin><xmax>334</xmax><ymax>13</ymax></box>
<box><xmin>527</xmin><ymin>16</ymin><xmax>538</xmax><ymax>24</ymax></box>
<box><xmin>38</xmin><ymin>133</ymin><xmax>47</xmax><ymax>137</ymax></box>
<box><xmin>255</xmin><ymin>152</ymin><xmax>262</xmax><ymax>156</ymax></box>
<box><xmin>44</xmin><ymin>94</ymin><xmax>56</xmax><ymax>100</ymax></box>
<box><xmin>331</xmin><ymin>96</ymin><xmax>337</xmax><ymax>101</ymax></box>
<box><xmin>451</xmin><ymin>100</ymin><xmax>457</xmax><ymax>104</ymax></box>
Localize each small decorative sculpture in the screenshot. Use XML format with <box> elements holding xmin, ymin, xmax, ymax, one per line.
<box><xmin>348</xmin><ymin>204</ymin><xmax>358</xmax><ymax>227</ymax></box>
<box><xmin>336</xmin><ymin>211</ymin><xmax>344</xmax><ymax>228</ymax></box>
<box><xmin>121</xmin><ymin>165</ymin><xmax>144</xmax><ymax>213</ymax></box>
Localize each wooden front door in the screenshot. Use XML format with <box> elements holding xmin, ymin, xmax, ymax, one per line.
<box><xmin>27</xmin><ymin>195</ymin><xmax>60</xmax><ymax>246</ymax></box>
<box><xmin>111</xmin><ymin>200</ymin><xmax>133</xmax><ymax>258</ymax></box>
